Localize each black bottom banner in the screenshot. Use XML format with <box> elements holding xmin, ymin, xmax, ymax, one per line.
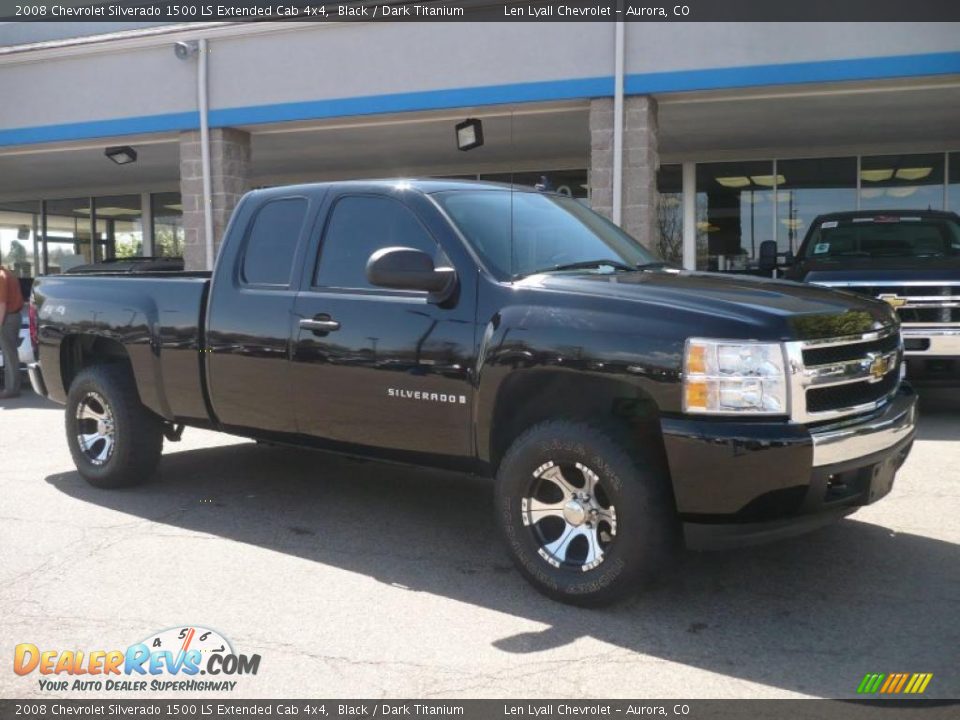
<box><xmin>1</xmin><ymin>700</ymin><xmax>958</xmax><ymax>720</ymax></box>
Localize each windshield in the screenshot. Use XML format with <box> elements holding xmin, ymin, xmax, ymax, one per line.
<box><xmin>432</xmin><ymin>190</ymin><xmax>658</xmax><ymax>279</ymax></box>
<box><xmin>803</xmin><ymin>216</ymin><xmax>960</xmax><ymax>260</ymax></box>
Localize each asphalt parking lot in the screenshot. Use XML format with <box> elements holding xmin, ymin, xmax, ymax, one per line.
<box><xmin>1</xmin><ymin>384</ymin><xmax>958</xmax><ymax>700</ymax></box>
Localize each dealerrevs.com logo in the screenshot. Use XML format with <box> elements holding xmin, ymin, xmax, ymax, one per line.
<box><xmin>13</xmin><ymin>626</ymin><xmax>261</xmax><ymax>693</ymax></box>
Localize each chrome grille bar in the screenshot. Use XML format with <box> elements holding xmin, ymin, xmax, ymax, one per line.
<box><xmin>803</xmin><ymin>349</ymin><xmax>899</xmax><ymax>388</ymax></box>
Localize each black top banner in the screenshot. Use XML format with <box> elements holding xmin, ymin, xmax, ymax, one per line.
<box><xmin>1</xmin><ymin>0</ymin><xmax>960</xmax><ymax>23</ymax></box>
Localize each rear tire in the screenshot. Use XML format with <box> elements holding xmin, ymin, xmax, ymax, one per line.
<box><xmin>495</xmin><ymin>420</ymin><xmax>676</xmax><ymax>606</ymax></box>
<box><xmin>65</xmin><ymin>365</ymin><xmax>163</xmax><ymax>488</ymax></box>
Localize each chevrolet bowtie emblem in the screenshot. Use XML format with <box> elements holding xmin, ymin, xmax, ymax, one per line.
<box><xmin>866</xmin><ymin>352</ymin><xmax>889</xmax><ymax>382</ymax></box>
<box><xmin>878</xmin><ymin>293</ymin><xmax>907</xmax><ymax>308</ymax></box>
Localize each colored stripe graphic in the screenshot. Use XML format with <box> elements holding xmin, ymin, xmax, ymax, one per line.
<box><xmin>858</xmin><ymin>672</ymin><xmax>933</xmax><ymax>694</ymax></box>
<box><xmin>905</xmin><ymin>673</ymin><xmax>934</xmax><ymax>693</ymax></box>
<box><xmin>858</xmin><ymin>673</ymin><xmax>885</xmax><ymax>693</ymax></box>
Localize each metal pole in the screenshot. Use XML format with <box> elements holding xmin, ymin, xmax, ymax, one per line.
<box><xmin>856</xmin><ymin>155</ymin><xmax>862</xmax><ymax>210</ymax></box>
<box><xmin>40</xmin><ymin>200</ymin><xmax>48</xmax><ymax>275</ymax></box>
<box><xmin>141</xmin><ymin>192</ymin><xmax>154</xmax><ymax>257</ymax></box>
<box><xmin>199</xmin><ymin>38</ymin><xmax>215</xmax><ymax>271</ymax></box>
<box><xmin>612</xmin><ymin>18</ymin><xmax>624</xmax><ymax>226</ymax></box>
<box><xmin>944</xmin><ymin>151</ymin><xmax>950</xmax><ymax>210</ymax></box>
<box><xmin>31</xmin><ymin>205</ymin><xmax>39</xmax><ymax>277</ymax></box>
<box><xmin>682</xmin><ymin>162</ymin><xmax>696</xmax><ymax>270</ymax></box>
<box><xmin>771</xmin><ymin>158</ymin><xmax>779</xmax><ymax>259</ymax></box>
<box><xmin>89</xmin><ymin>196</ymin><xmax>96</xmax><ymax>263</ymax></box>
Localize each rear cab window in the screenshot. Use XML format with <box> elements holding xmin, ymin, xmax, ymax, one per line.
<box><xmin>242</xmin><ymin>197</ymin><xmax>309</xmax><ymax>286</ymax></box>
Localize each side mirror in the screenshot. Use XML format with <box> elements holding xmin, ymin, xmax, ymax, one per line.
<box><xmin>366</xmin><ymin>247</ymin><xmax>456</xmax><ymax>299</ymax></box>
<box><xmin>781</xmin><ymin>250</ymin><xmax>795</xmax><ymax>266</ymax></box>
<box><xmin>758</xmin><ymin>240</ymin><xmax>778</xmax><ymax>272</ymax></box>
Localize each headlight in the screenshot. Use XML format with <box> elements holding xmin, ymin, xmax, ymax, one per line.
<box><xmin>683</xmin><ymin>339</ymin><xmax>788</xmax><ymax>415</ymax></box>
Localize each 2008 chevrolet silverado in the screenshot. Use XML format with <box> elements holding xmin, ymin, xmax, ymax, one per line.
<box><xmin>29</xmin><ymin>180</ymin><xmax>917</xmax><ymax>605</ymax></box>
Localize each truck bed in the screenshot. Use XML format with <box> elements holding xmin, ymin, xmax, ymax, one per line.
<box><xmin>31</xmin><ymin>272</ymin><xmax>212</xmax><ymax>422</ymax></box>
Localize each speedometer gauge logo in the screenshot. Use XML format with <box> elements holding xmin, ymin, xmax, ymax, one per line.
<box><xmin>142</xmin><ymin>626</ymin><xmax>234</xmax><ymax>660</ymax></box>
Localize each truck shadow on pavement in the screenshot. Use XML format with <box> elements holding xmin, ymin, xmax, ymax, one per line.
<box><xmin>46</xmin><ymin>421</ymin><xmax>960</xmax><ymax>699</ymax></box>
<box><xmin>0</xmin><ymin>387</ymin><xmax>60</xmax><ymax>411</ymax></box>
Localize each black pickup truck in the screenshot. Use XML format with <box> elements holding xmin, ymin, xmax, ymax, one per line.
<box><xmin>29</xmin><ymin>180</ymin><xmax>917</xmax><ymax>605</ymax></box>
<box><xmin>784</xmin><ymin>210</ymin><xmax>960</xmax><ymax>384</ymax></box>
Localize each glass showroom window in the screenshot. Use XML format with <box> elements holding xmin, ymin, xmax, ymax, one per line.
<box><xmin>695</xmin><ymin>161</ymin><xmax>775</xmax><ymax>272</ymax></box>
<box><xmin>776</xmin><ymin>157</ymin><xmax>857</xmax><ymax>254</ymax></box>
<box><xmin>152</xmin><ymin>192</ymin><xmax>185</xmax><ymax>257</ymax></box>
<box><xmin>0</xmin><ymin>200</ymin><xmax>40</xmax><ymax>278</ymax></box>
<box><xmin>949</xmin><ymin>153</ymin><xmax>960</xmax><ymax>212</ymax></box>
<box><xmin>656</xmin><ymin>164</ymin><xmax>683</xmax><ymax>264</ymax></box>
<box><xmin>44</xmin><ymin>198</ymin><xmax>93</xmax><ymax>273</ymax></box>
<box><xmin>93</xmin><ymin>195</ymin><xmax>143</xmax><ymax>259</ymax></box>
<box><xmin>859</xmin><ymin>153</ymin><xmax>945</xmax><ymax>210</ymax></box>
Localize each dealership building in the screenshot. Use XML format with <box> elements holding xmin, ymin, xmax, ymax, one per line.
<box><xmin>0</xmin><ymin>20</ymin><xmax>958</xmax><ymax>275</ymax></box>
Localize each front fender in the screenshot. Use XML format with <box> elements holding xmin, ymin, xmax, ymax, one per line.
<box><xmin>474</xmin><ymin>304</ymin><xmax>683</xmax><ymax>467</ymax></box>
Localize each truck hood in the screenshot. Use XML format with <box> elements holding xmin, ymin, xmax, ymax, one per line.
<box><xmin>519</xmin><ymin>269</ymin><xmax>897</xmax><ymax>341</ymax></box>
<box><xmin>795</xmin><ymin>256</ymin><xmax>960</xmax><ymax>284</ymax></box>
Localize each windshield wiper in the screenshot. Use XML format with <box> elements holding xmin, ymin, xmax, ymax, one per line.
<box><xmin>516</xmin><ymin>259</ymin><xmax>637</xmax><ymax>278</ymax></box>
<box><xmin>635</xmin><ymin>261</ymin><xmax>676</xmax><ymax>271</ymax></box>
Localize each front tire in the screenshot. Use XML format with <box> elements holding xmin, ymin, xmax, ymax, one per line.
<box><xmin>65</xmin><ymin>365</ymin><xmax>163</xmax><ymax>488</ymax></box>
<box><xmin>495</xmin><ymin>420</ymin><xmax>676</xmax><ymax>606</ymax></box>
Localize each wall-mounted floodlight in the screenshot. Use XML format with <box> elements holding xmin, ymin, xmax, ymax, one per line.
<box><xmin>455</xmin><ymin>118</ymin><xmax>484</xmax><ymax>151</ymax></box>
<box><xmin>104</xmin><ymin>146</ymin><xmax>138</xmax><ymax>165</ymax></box>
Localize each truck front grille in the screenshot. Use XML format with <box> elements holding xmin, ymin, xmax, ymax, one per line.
<box><xmin>785</xmin><ymin>325</ymin><xmax>903</xmax><ymax>423</ymax></box>
<box><xmin>816</xmin><ymin>282</ymin><xmax>960</xmax><ymax>326</ymax></box>
<box><xmin>806</xmin><ymin>371</ymin><xmax>899</xmax><ymax>413</ymax></box>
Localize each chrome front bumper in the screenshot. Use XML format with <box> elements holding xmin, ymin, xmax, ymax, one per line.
<box><xmin>811</xmin><ymin>387</ymin><xmax>917</xmax><ymax>467</ymax></box>
<box><xmin>902</xmin><ymin>327</ymin><xmax>960</xmax><ymax>357</ymax></box>
<box><xmin>27</xmin><ymin>362</ymin><xmax>47</xmax><ymax>398</ymax></box>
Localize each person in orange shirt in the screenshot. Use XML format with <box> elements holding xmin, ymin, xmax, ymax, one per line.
<box><xmin>0</xmin><ymin>261</ymin><xmax>25</xmax><ymax>398</ymax></box>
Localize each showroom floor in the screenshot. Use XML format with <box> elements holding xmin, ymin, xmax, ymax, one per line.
<box><xmin>1</xmin><ymin>386</ymin><xmax>957</xmax><ymax>699</ymax></box>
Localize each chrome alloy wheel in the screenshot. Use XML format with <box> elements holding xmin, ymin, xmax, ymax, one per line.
<box><xmin>521</xmin><ymin>461</ymin><xmax>618</xmax><ymax>572</ymax></box>
<box><xmin>75</xmin><ymin>392</ymin><xmax>116</xmax><ymax>466</ymax></box>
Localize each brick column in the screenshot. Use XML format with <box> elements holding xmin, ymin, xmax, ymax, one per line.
<box><xmin>180</xmin><ymin>128</ymin><xmax>251</xmax><ymax>270</ymax></box>
<box><xmin>589</xmin><ymin>95</ymin><xmax>659</xmax><ymax>250</ymax></box>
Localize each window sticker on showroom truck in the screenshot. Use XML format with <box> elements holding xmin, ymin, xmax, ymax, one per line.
<box><xmin>28</xmin><ymin>179</ymin><xmax>917</xmax><ymax>606</ymax></box>
<box><xmin>13</xmin><ymin>626</ymin><xmax>260</xmax><ymax>693</ymax></box>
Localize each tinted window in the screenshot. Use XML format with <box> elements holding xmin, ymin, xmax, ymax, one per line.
<box><xmin>315</xmin><ymin>196</ymin><xmax>438</xmax><ymax>289</ymax></box>
<box><xmin>242</xmin><ymin>198</ymin><xmax>308</xmax><ymax>285</ymax></box>
<box><xmin>434</xmin><ymin>190</ymin><xmax>656</xmax><ymax>279</ymax></box>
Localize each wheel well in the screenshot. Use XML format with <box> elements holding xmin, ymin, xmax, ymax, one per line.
<box><xmin>60</xmin><ymin>335</ymin><xmax>133</xmax><ymax>394</ymax></box>
<box><xmin>488</xmin><ymin>371</ymin><xmax>669</xmax><ymax>476</ymax></box>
